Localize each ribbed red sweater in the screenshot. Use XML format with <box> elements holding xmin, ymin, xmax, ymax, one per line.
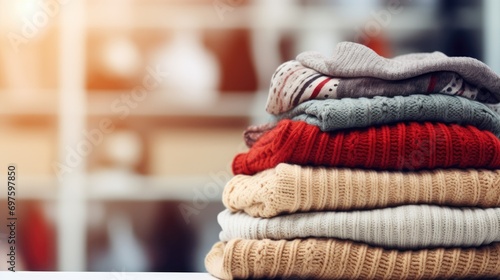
<box><xmin>232</xmin><ymin>120</ymin><xmax>500</xmax><ymax>175</ymax></box>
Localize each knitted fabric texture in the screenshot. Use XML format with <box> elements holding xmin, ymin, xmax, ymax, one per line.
<box><xmin>276</xmin><ymin>94</ymin><xmax>500</xmax><ymax>138</ymax></box>
<box><xmin>266</xmin><ymin>60</ymin><xmax>500</xmax><ymax>115</ymax></box>
<box><xmin>297</xmin><ymin>42</ymin><xmax>500</xmax><ymax>100</ymax></box>
<box><xmin>243</xmin><ymin>122</ymin><xmax>276</xmax><ymax>148</ymax></box>
<box><xmin>232</xmin><ymin>120</ymin><xmax>500</xmax><ymax>175</ymax></box>
<box><xmin>224</xmin><ymin>163</ymin><xmax>500</xmax><ymax>218</ymax></box>
<box><xmin>205</xmin><ymin>238</ymin><xmax>500</xmax><ymax>280</ymax></box>
<box><xmin>218</xmin><ymin>205</ymin><xmax>500</xmax><ymax>249</ymax></box>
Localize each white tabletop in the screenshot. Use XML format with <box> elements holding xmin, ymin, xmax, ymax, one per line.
<box><xmin>0</xmin><ymin>272</ymin><xmax>217</xmax><ymax>280</ymax></box>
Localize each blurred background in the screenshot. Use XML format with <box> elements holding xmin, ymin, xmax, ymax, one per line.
<box><xmin>0</xmin><ymin>0</ymin><xmax>498</xmax><ymax>273</ymax></box>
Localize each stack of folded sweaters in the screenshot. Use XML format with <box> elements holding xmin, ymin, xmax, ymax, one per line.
<box><xmin>205</xmin><ymin>42</ymin><xmax>500</xmax><ymax>279</ymax></box>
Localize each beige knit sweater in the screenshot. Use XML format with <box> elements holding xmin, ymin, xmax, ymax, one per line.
<box><xmin>224</xmin><ymin>163</ymin><xmax>500</xmax><ymax>218</ymax></box>
<box><xmin>205</xmin><ymin>238</ymin><xmax>500</xmax><ymax>279</ymax></box>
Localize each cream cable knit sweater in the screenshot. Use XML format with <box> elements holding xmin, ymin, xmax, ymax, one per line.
<box><xmin>224</xmin><ymin>163</ymin><xmax>500</xmax><ymax>218</ymax></box>
<box><xmin>218</xmin><ymin>205</ymin><xmax>500</xmax><ymax>249</ymax></box>
<box><xmin>205</xmin><ymin>238</ymin><xmax>500</xmax><ymax>280</ymax></box>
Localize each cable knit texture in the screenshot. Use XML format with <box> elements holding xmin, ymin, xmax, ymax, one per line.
<box><xmin>232</xmin><ymin>120</ymin><xmax>500</xmax><ymax>175</ymax></box>
<box><xmin>276</xmin><ymin>94</ymin><xmax>500</xmax><ymax>138</ymax></box>
<box><xmin>207</xmin><ymin>43</ymin><xmax>500</xmax><ymax>279</ymax></box>
<box><xmin>205</xmin><ymin>238</ymin><xmax>500</xmax><ymax>280</ymax></box>
<box><xmin>243</xmin><ymin>122</ymin><xmax>277</xmax><ymax>148</ymax></box>
<box><xmin>218</xmin><ymin>206</ymin><xmax>500</xmax><ymax>249</ymax></box>
<box><xmin>266</xmin><ymin>60</ymin><xmax>500</xmax><ymax>115</ymax></box>
<box><xmin>296</xmin><ymin>42</ymin><xmax>500</xmax><ymax>99</ymax></box>
<box><xmin>224</xmin><ymin>164</ymin><xmax>500</xmax><ymax>217</ymax></box>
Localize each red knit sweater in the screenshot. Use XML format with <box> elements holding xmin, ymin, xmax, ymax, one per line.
<box><xmin>232</xmin><ymin>120</ymin><xmax>500</xmax><ymax>175</ymax></box>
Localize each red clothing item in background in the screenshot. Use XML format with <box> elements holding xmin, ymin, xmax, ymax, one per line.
<box><xmin>18</xmin><ymin>202</ymin><xmax>56</xmax><ymax>271</ymax></box>
<box><xmin>232</xmin><ymin>120</ymin><xmax>500</xmax><ymax>175</ymax></box>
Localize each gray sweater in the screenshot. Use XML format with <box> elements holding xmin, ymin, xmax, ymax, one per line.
<box><xmin>277</xmin><ymin>94</ymin><xmax>500</xmax><ymax>138</ymax></box>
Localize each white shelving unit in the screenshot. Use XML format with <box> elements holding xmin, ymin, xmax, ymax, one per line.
<box><xmin>54</xmin><ymin>1</ymin><xmax>259</xmax><ymax>271</ymax></box>
<box><xmin>57</xmin><ymin>0</ymin><xmax>87</xmax><ymax>271</ymax></box>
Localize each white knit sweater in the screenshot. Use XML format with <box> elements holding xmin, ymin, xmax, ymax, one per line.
<box><xmin>218</xmin><ymin>205</ymin><xmax>500</xmax><ymax>249</ymax></box>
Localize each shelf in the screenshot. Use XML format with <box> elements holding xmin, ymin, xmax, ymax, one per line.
<box><xmin>0</xmin><ymin>90</ymin><xmax>258</xmax><ymax>118</ymax></box>
<box><xmin>0</xmin><ymin>174</ymin><xmax>224</xmax><ymax>202</ymax></box>
<box><xmin>0</xmin><ymin>4</ymin><xmax>450</xmax><ymax>31</ymax></box>
<box><xmin>80</xmin><ymin>4</ymin><xmax>487</xmax><ymax>32</ymax></box>
<box><xmin>87</xmin><ymin>174</ymin><xmax>224</xmax><ymax>202</ymax></box>
<box><xmin>83</xmin><ymin>5</ymin><xmax>443</xmax><ymax>31</ymax></box>
<box><xmin>0</xmin><ymin>175</ymin><xmax>57</xmax><ymax>200</ymax></box>
<box><xmin>87</xmin><ymin>91</ymin><xmax>257</xmax><ymax>118</ymax></box>
<box><xmin>0</xmin><ymin>90</ymin><xmax>58</xmax><ymax>116</ymax></box>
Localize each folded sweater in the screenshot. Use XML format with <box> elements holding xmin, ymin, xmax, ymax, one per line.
<box><xmin>206</xmin><ymin>238</ymin><xmax>500</xmax><ymax>279</ymax></box>
<box><xmin>297</xmin><ymin>42</ymin><xmax>500</xmax><ymax>99</ymax></box>
<box><xmin>266</xmin><ymin>60</ymin><xmax>500</xmax><ymax>115</ymax></box>
<box><xmin>225</xmin><ymin>164</ymin><xmax>500</xmax><ymax>217</ymax></box>
<box><xmin>233</xmin><ymin>120</ymin><xmax>500</xmax><ymax>175</ymax></box>
<box><xmin>243</xmin><ymin>122</ymin><xmax>277</xmax><ymax>148</ymax></box>
<box><xmin>276</xmin><ymin>94</ymin><xmax>500</xmax><ymax>138</ymax></box>
<box><xmin>218</xmin><ymin>205</ymin><xmax>500</xmax><ymax>249</ymax></box>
